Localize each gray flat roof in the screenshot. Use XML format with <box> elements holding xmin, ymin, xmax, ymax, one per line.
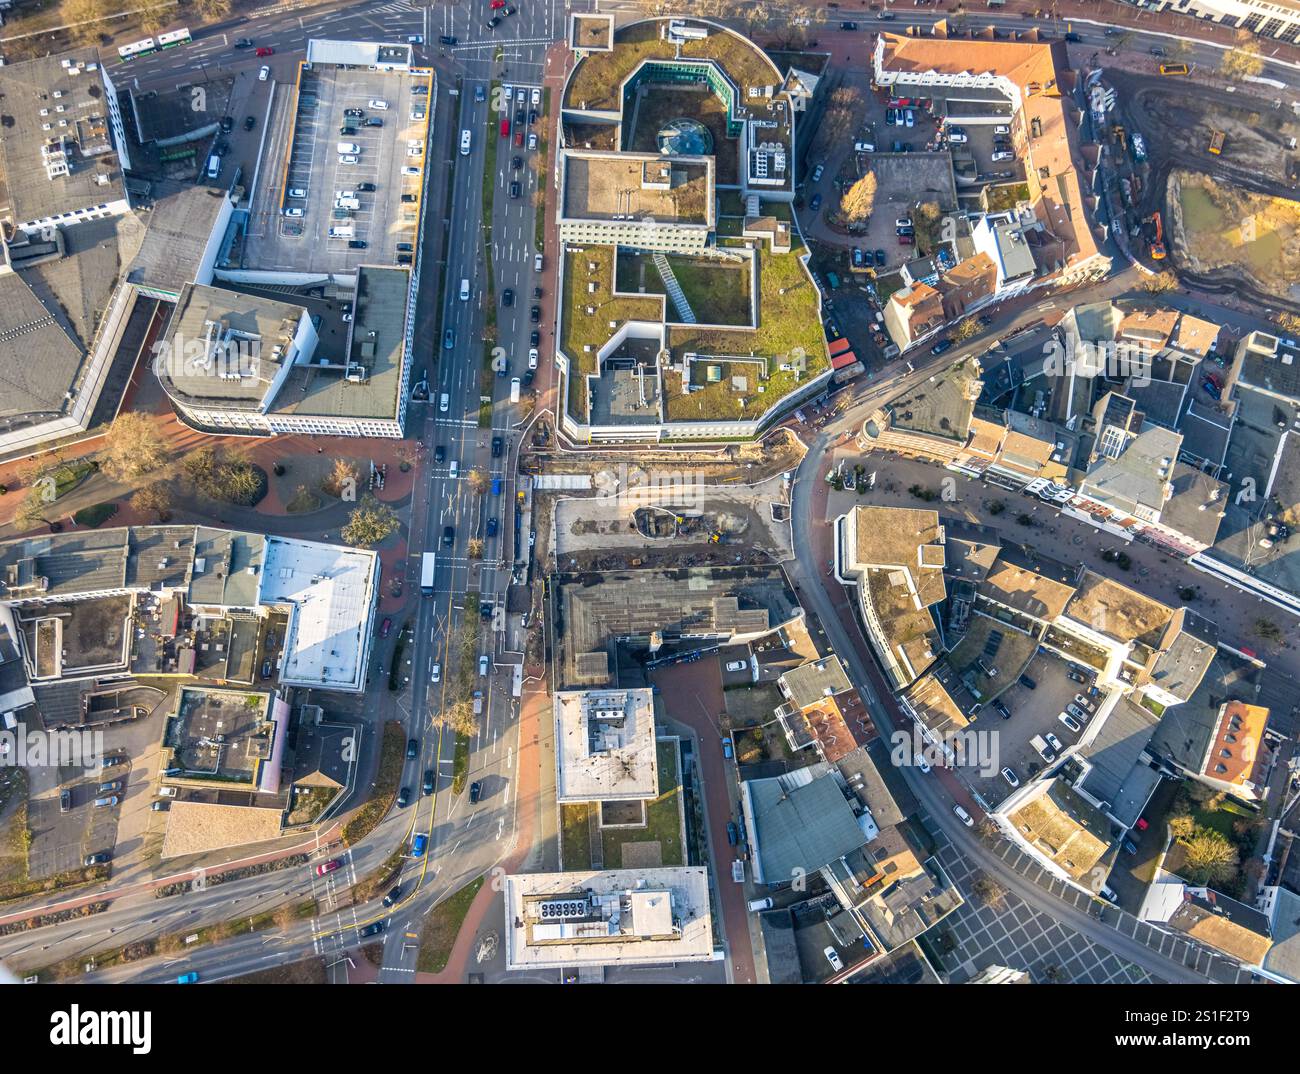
<box><xmin>746</xmin><ymin>770</ymin><xmax>866</xmax><ymax>884</ymax></box>
<box><xmin>0</xmin><ymin>526</ymin><xmax>197</xmax><ymax>602</ymax></box>
<box><xmin>189</xmin><ymin>528</ymin><xmax>266</xmax><ymax>609</ymax></box>
<box><xmin>1077</xmin><ymin>697</ymin><xmax>1158</xmax><ymax>815</ymax></box>
<box><xmin>126</xmin><ymin>183</ymin><xmax>231</xmax><ymax>297</ymax></box>
<box><xmin>159</xmin><ymin>284</ymin><xmax>304</xmax><ymax>409</ymax></box>
<box><xmin>0</xmin><ymin>270</ymin><xmax>85</xmax><ymax>424</ymax></box>
<box><xmin>270</xmin><ymin>265</ymin><xmax>406</xmax><ymax>421</ymax></box>
<box><xmin>0</xmin><ymin>49</ymin><xmax>126</xmax><ymax>225</ymax></box>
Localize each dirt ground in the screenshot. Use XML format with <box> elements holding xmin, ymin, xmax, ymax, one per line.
<box><xmin>1169</xmin><ymin>169</ymin><xmax>1300</xmax><ymax>303</ymax></box>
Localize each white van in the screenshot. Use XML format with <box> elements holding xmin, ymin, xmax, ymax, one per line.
<box><xmin>747</xmin><ymin>896</ymin><xmax>774</xmax><ymax>912</ymax></box>
<box><xmin>337</xmin><ymin>142</ymin><xmax>360</xmax><ymax>155</ymax></box>
<box><xmin>534</xmin><ymin>253</ymin><xmax>543</xmax><ymax>272</ymax></box>
<box><xmin>328</xmin><ymin>225</ymin><xmax>354</xmax><ymax>238</ymax></box>
<box><xmin>509</xmin><ymin>377</ymin><xmax>521</xmax><ymax>403</ymax></box>
<box><xmin>1030</xmin><ymin>734</ymin><xmax>1057</xmax><ymax>763</ymax></box>
<box><xmin>439</xmin><ymin>392</ymin><xmax>449</xmax><ymax>413</ymax></box>
<box><xmin>459</xmin><ymin>278</ymin><xmax>470</xmax><ymax>301</ymax></box>
<box><xmin>459</xmin><ymin>129</ymin><xmax>472</xmax><ymax>155</ymax></box>
<box><xmin>206</xmin><ymin>154</ymin><xmax>221</xmax><ymax>180</ymax></box>
<box><xmin>368</xmin><ymin>98</ymin><xmax>389</xmax><ymax>110</ymax></box>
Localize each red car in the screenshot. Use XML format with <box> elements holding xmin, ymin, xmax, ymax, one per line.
<box><xmin>514</xmin><ymin>128</ymin><xmax>524</xmax><ymax>147</ymax></box>
<box><xmin>500</xmin><ymin>117</ymin><xmax>510</xmax><ymax>138</ymax></box>
<box><xmin>314</xmin><ymin>858</ymin><xmax>342</xmax><ymax>877</ymax></box>
<box><xmin>255</xmin><ymin>47</ymin><xmax>274</xmax><ymax>57</ymax></box>
<box><xmin>380</xmin><ymin>617</ymin><xmax>392</xmax><ymax>638</ymax></box>
<box><xmin>490</xmin><ymin>0</ymin><xmax>505</xmax><ymax>7</ymax></box>
<box><xmin>1135</xmin><ymin>817</ymin><xmax>1149</xmax><ymax>832</ymax></box>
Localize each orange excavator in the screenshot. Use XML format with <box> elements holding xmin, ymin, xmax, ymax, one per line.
<box><xmin>1146</xmin><ymin>212</ymin><xmax>1166</xmax><ymax>261</ymax></box>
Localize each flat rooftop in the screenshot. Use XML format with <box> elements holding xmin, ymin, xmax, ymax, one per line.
<box><xmin>260</xmin><ymin>537</ymin><xmax>377</xmax><ymax>692</ymax></box>
<box><xmin>270</xmin><ymin>265</ymin><xmax>408</xmax><ymax>422</ymax></box>
<box><xmin>504</xmin><ymin>867</ymin><xmax>714</xmax><ymax>970</ymax></box>
<box><xmin>163</xmin><ymin>686</ymin><xmax>275</xmax><ymax>787</ymax></box>
<box><xmin>0</xmin><ymin>270</ymin><xmax>86</xmax><ymax>428</ymax></box>
<box><xmin>242</xmin><ymin>61</ymin><xmax>430</xmax><ymax>276</ymax></box>
<box><xmin>554</xmin><ymin>688</ymin><xmax>659</xmax><ymax>803</ymax></box>
<box><xmin>158</xmin><ymin>284</ymin><xmax>304</xmax><ymax>410</ymax></box>
<box><xmin>0</xmin><ymin>48</ymin><xmax>126</xmax><ymax>227</ymax></box>
<box><xmin>561</xmin><ymin>151</ymin><xmax>713</xmax><ymax>225</ymax></box>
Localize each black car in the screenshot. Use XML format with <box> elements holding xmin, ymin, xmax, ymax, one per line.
<box><xmin>485</xmin><ymin>15</ymin><xmax>499</xmax><ymax>29</ymax></box>
<box><xmin>215</xmin><ymin>141</ymin><xmax>230</xmax><ymax>157</ymax></box>
<box><xmin>1064</xmin><ymin>32</ymin><xmax>1082</xmax><ymax>43</ymax></box>
<box><xmin>244</xmin><ymin>115</ymin><xmax>256</xmax><ymax>131</ymax></box>
<box><xmin>977</xmin><ymin>313</ymin><xmax>993</xmax><ymax>328</ymax></box>
<box><xmin>396</xmin><ymin>786</ymin><xmax>411</xmax><ymax>808</ymax></box>
<box><xmin>930</xmin><ymin>338</ymin><xmax>953</xmax><ymax>356</ymax></box>
<box><xmin>528</xmin><ymin>109</ymin><xmax>537</xmax><ymax>125</ymax></box>
<box><xmin>502</xmin><ymin>287</ymin><xmax>514</xmax><ymax>307</ymax></box>
<box><xmin>422</xmin><ymin>769</ymin><xmax>435</xmax><ymax>796</ymax></box>
<box><xmin>529</xmin><ymin>329</ymin><xmax>540</xmax><ymax>347</ymax></box>
<box><xmin>84</xmin><ymin>851</ymin><xmax>111</xmax><ymax>866</ymax></box>
<box><xmin>511</xmin><ymin>155</ymin><xmax>523</xmax><ymax>170</ymax></box>
<box><xmin>874</xmin><ymin>249</ymin><xmax>886</xmax><ymax>266</ymax></box>
<box><xmin>261</xmin><ymin>659</ymin><xmax>272</xmax><ymax>680</ymax></box>
<box><xmin>509</xmin><ymin>180</ymin><xmax>521</xmax><ymax>198</ymax></box>
<box><xmin>382</xmin><ymin>884</ymin><xmax>402</xmax><ymax>907</ymax></box>
<box><xmin>529</xmin><ymin>305</ymin><xmax>540</xmax><ymax>323</ymax></box>
<box><xmin>468</xmin><ymin>781</ymin><xmax>482</xmax><ymax>803</ymax></box>
<box><xmin>347</xmin><ymin>239</ymin><xmax>367</xmax><ymax>249</ymax></box>
<box><xmin>993</xmin><ymin>699</ymin><xmax>1012</xmax><ymax>720</ymax></box>
<box><xmin>220</xmin><ymin>116</ymin><xmax>234</xmax><ymax>134</ymax></box>
<box><xmin>401</xmin><ymin>193</ymin><xmax>417</xmax><ymax>203</ymax></box>
<box><xmin>503</xmin><ymin>4</ymin><xmax>516</xmax><ymax>14</ymax></box>
<box><xmin>443</xmin><ymin>327</ymin><xmax>455</xmax><ymax>350</ymax></box>
<box><xmin>533</xmin><ymin>286</ymin><xmax>543</xmax><ymax>300</ymax></box>
<box><xmin>491</xmin><ymin>436</ymin><xmax>502</xmax><ymax>458</ymax></box>
<box><xmin>344</xmin><ymin>107</ymin><xmax>364</xmax><ymax>118</ymax></box>
<box><xmin>486</xmin><ymin>517</ymin><xmax>498</xmax><ymax>537</ymax></box>
<box><xmin>515</xmin><ymin>108</ymin><xmax>525</xmax><ymax>126</ymax></box>
<box><xmin>1148</xmin><ymin>45</ymin><xmax>1165</xmax><ymax>57</ymax></box>
<box><xmin>840</xmin><ymin>21</ymin><xmax>858</xmax><ymax>30</ymax></box>
<box><xmin>60</xmin><ymin>789</ymin><xmax>72</xmax><ymax>813</ymax></box>
<box><xmin>1018</xmin><ymin>673</ymin><xmax>1037</xmax><ymax>690</ymax></box>
<box><xmin>359</xmin><ymin>921</ymin><xmax>385</xmax><ymax>938</ymax></box>
<box><xmin>438</xmin><ymin>34</ymin><xmax>458</xmax><ymax>46</ymax></box>
<box><xmin>522</xmin><ymin>368</ymin><xmax>535</xmax><ymax>386</ymax></box>
<box><xmin>435</xmin><ymin>444</ymin><xmax>446</xmax><ymax>464</ymax></box>
<box><xmin>365</xmin><ymin>117</ymin><xmax>383</xmax><ymax>128</ymax></box>
<box><xmin>235</xmin><ymin>38</ymin><xmax>254</xmax><ymax>49</ymax></box>
<box><xmin>406</xmin><ymin>737</ymin><xmax>418</xmax><ymax>759</ymax></box>
<box><xmin>443</xmin><ymin>525</ymin><xmax>454</xmax><ymax>548</ymax></box>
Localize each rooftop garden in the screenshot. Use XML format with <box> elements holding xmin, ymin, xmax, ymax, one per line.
<box><xmin>560</xmin><ymin>245</ymin><xmax>664</xmax><ymax>422</ymax></box>
<box><xmin>616</xmin><ymin>250</ymin><xmax>753</xmax><ymax>327</ymax></box>
<box><xmin>663</xmin><ymin>234</ymin><xmax>826</xmax><ymax>422</ymax></box>
<box><xmin>565</xmin><ymin>19</ymin><xmax>782</xmax><ymax>113</ymax></box>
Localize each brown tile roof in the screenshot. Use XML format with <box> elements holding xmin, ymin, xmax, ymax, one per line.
<box><xmin>1172</xmin><ymin>313</ymin><xmax>1222</xmax><ymax>356</ymax></box>
<box><xmin>1203</xmin><ymin>701</ymin><xmax>1269</xmax><ymax>790</ymax></box>
<box><xmin>1119</xmin><ymin>307</ymin><xmax>1179</xmax><ymax>345</ymax></box>
<box><xmin>878</xmin><ymin>34</ymin><xmax>1100</xmax><ymax>273</ymax></box>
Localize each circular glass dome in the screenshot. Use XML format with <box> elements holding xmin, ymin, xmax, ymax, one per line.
<box><xmin>656</xmin><ymin>118</ymin><xmax>713</xmax><ymax>157</ymax></box>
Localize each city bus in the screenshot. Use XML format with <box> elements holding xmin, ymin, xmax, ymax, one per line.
<box><xmin>117</xmin><ymin>38</ymin><xmax>157</xmax><ymax>62</ymax></box>
<box><xmin>157</xmin><ymin>29</ymin><xmax>192</xmax><ymax>49</ymax></box>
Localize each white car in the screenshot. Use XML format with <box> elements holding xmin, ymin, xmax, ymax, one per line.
<box><xmin>528</xmin><ymin>347</ymin><xmax>538</xmax><ymax>369</ymax></box>
<box><xmin>915</xmin><ymin>754</ymin><xmax>932</xmax><ymax>774</ymax></box>
<box><xmin>1001</xmin><ymin>766</ymin><xmax>1020</xmax><ymax>788</ymax></box>
<box><xmin>368</xmin><ymin>98</ymin><xmax>389</xmax><ymax>110</ymax></box>
<box><xmin>725</xmin><ymin>660</ymin><xmax>747</xmax><ymax>672</ymax></box>
<box><xmin>854</xmin><ymin>141</ymin><xmax>874</xmax><ymax>152</ymax></box>
<box><xmin>1045</xmin><ymin>732</ymin><xmax>1064</xmax><ymax>754</ymax></box>
<box><xmin>991</xmin><ymin>149</ymin><xmax>1015</xmax><ymax>162</ymax></box>
<box><xmin>895</xmin><ymin>216</ymin><xmax>913</xmax><ymax>229</ymax></box>
<box><xmin>530</xmin><ymin>87</ymin><xmax>541</xmax><ymax>106</ymax></box>
<box><xmin>258</xmin><ymin>65</ymin><xmax>270</xmax><ymax>81</ymax></box>
<box><xmin>341</xmin><ymin>313</ymin><xmax>353</xmax><ymax>323</ymax></box>
<box><xmin>430</xmin><ymin>663</ymin><xmax>441</xmax><ymax>684</ymax></box>
<box><xmin>1059</xmin><ymin>712</ymin><xmax>1082</xmax><ymax>734</ymax></box>
<box><xmin>823</xmin><ymin>946</ymin><xmax>843</xmax><ymax>972</ymax></box>
<box><xmin>953</xmin><ymin>804</ymin><xmax>974</xmax><ymax>827</ymax></box>
<box><xmin>527</xmin><ymin>132</ymin><xmax>537</xmax><ymax>151</ymax></box>
<box><xmin>288</xmin><ymin>187</ymin><xmax>308</xmax><ymax>199</ymax></box>
<box><xmin>401</xmin><ymin>166</ymin><xmax>420</xmax><ymax>176</ymax></box>
<box><xmin>478</xmin><ymin>655</ymin><xmax>489</xmax><ymax>677</ymax></box>
<box><xmin>283</xmin><ymin>207</ymin><xmax>304</xmax><ymax>217</ymax></box>
<box><xmin>516</xmin><ymin>88</ymin><xmax>525</xmax><ymax>102</ymax></box>
<box><xmin>339</xmin><ymin>154</ymin><xmax>360</xmax><ymax>165</ymax></box>
<box><xmin>811</xmin><ymin>163</ymin><xmax>825</xmax><ymax>183</ymax></box>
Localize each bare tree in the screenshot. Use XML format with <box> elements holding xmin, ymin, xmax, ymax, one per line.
<box><xmin>432</xmin><ymin>698</ymin><xmax>479</xmax><ymax>739</ymax></box>
<box><xmin>1220</xmin><ymin>33</ymin><xmax>1264</xmax><ymax>80</ymax></box>
<box><xmin>838</xmin><ymin>172</ymin><xmax>878</xmax><ymax>228</ymax></box>
<box><xmin>130</xmin><ymin>481</ymin><xmax>174</xmax><ymax>522</ymax></box>
<box><xmin>100</xmin><ymin>413</ymin><xmax>167</xmax><ymax>482</ymax></box>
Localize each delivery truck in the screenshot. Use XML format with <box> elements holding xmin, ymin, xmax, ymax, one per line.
<box><xmin>420</xmin><ymin>552</ymin><xmax>436</xmax><ymax>596</ymax></box>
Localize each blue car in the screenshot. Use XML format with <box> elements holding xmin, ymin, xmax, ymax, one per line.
<box><xmin>177</xmin><ymin>971</ymin><xmax>198</xmax><ymax>984</ymax></box>
<box><xmin>809</xmin><ymin>193</ymin><xmax>822</xmax><ymax>212</ymax></box>
<box><xmin>722</xmin><ymin>737</ymin><xmax>734</xmax><ymax>760</ymax></box>
<box><xmin>411</xmin><ymin>832</ymin><xmax>428</xmax><ymax>858</ymax></box>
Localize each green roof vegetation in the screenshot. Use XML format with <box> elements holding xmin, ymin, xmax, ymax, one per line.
<box><xmin>565</xmin><ymin>19</ymin><xmax>782</xmax><ymax>113</ymax></box>
<box><xmin>561</xmin><ymin>245</ymin><xmax>663</xmax><ymax>423</ymax></box>
<box><xmin>616</xmin><ymin>250</ymin><xmax>753</xmax><ymax>327</ymax></box>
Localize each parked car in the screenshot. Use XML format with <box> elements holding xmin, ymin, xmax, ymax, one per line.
<box><xmin>953</xmin><ymin>804</ymin><xmax>974</xmax><ymax>827</ymax></box>
<box><xmin>314</xmin><ymin>858</ymin><xmax>342</xmax><ymax>877</ymax></box>
<box><xmin>824</xmin><ymin>946</ymin><xmax>844</xmax><ymax>972</ymax></box>
<box><xmin>809</xmin><ymin>193</ymin><xmax>822</xmax><ymax>211</ymax></box>
<box><xmin>93</xmin><ymin>796</ymin><xmax>119</xmax><ymax>808</ymax></box>
<box><xmin>722</xmin><ymin>737</ymin><xmax>734</xmax><ymax>759</ymax></box>
<box><xmin>85</xmin><ymin>851</ymin><xmax>111</xmax><ymax>866</ymax></box>
<box><xmin>1122</xmin><ymin>839</ymin><xmax>1139</xmax><ymax>855</ymax></box>
<box><xmin>993</xmin><ymin>699</ymin><xmax>1011</xmax><ymax>720</ymax></box>
<box><xmin>431</xmin><ymin>662</ymin><xmax>441</xmax><ymax>683</ymax></box>
<box><xmin>725</xmin><ymin>660</ymin><xmax>747</xmax><ymax>672</ymax></box>
<box><xmin>1001</xmin><ymin>767</ymin><xmax>1020</xmax><ymax>788</ymax></box>
<box><xmin>380</xmin><ymin>617</ymin><xmax>393</xmax><ymax>639</ymax></box>
<box><xmin>60</xmin><ymin>789</ymin><xmax>72</xmax><ymax>813</ymax></box>
<box><xmin>1066</xmin><ymin>703</ymin><xmax>1089</xmax><ymax>723</ymax></box>
<box><xmin>97</xmin><ymin>780</ymin><xmax>122</xmax><ymax>794</ymax></box>
<box><xmin>1018</xmin><ymin>673</ymin><xmax>1037</xmax><ymax>690</ymax></box>
<box><xmin>726</xmin><ymin>821</ymin><xmax>738</xmax><ymax>846</ymax></box>
<box><xmin>811</xmin><ymin>163</ymin><xmax>825</xmax><ymax>183</ymax></box>
<box><xmin>930</xmin><ymin>338</ymin><xmax>953</xmax><ymax>356</ymax></box>
<box><xmin>1044</xmin><ymin>732</ymin><xmax>1064</xmax><ymax>754</ymax></box>
<box><xmin>468</xmin><ymin>781</ymin><xmax>482</xmax><ymax>803</ymax></box>
<box><xmin>1067</xmin><ymin>669</ymin><xmax>1088</xmax><ymax>684</ymax></box>
<box><xmin>1059</xmin><ymin>712</ymin><xmax>1083</xmax><ymax>734</ymax></box>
